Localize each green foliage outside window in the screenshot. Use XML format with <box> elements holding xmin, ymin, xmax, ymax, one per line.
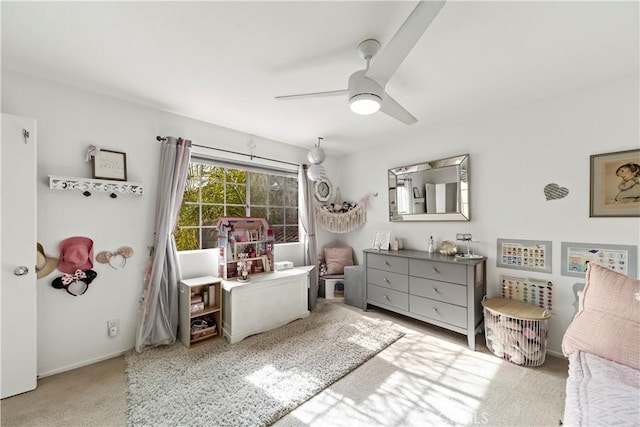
<box><xmin>175</xmin><ymin>160</ymin><xmax>299</xmax><ymax>251</ymax></box>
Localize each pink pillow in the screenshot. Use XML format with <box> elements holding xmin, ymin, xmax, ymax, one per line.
<box><xmin>562</xmin><ymin>263</ymin><xmax>640</xmax><ymax>369</ymax></box>
<box><xmin>324</xmin><ymin>247</ymin><xmax>353</xmax><ymax>276</ymax></box>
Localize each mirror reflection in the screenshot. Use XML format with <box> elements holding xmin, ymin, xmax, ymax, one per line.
<box><xmin>388</xmin><ymin>154</ymin><xmax>469</xmax><ymax>222</ymax></box>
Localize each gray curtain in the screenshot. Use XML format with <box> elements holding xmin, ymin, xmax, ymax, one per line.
<box><xmin>135</xmin><ymin>137</ymin><xmax>192</xmax><ymax>352</ymax></box>
<box><xmin>299</xmin><ymin>164</ymin><xmax>318</xmax><ymax>310</ymax></box>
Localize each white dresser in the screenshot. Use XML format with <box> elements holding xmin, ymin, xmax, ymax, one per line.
<box><xmin>364</xmin><ymin>249</ymin><xmax>486</xmax><ymax>350</ymax></box>
<box><xmin>222</xmin><ymin>266</ymin><xmax>313</xmax><ymax>344</ymax></box>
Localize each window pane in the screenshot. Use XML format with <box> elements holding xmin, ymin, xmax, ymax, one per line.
<box><xmin>178</xmin><ymin>204</ymin><xmax>199</xmax><ymax>227</ymax></box>
<box><xmin>226</xmin><ymin>184</ymin><xmax>246</xmax><ymax>204</ymax></box>
<box><xmin>227</xmin><ymin>205</ymin><xmax>246</xmax><ymax>217</ymax></box>
<box><xmin>183</xmin><ymin>164</ymin><xmax>201</xmax><ymax>202</ymax></box>
<box><xmin>203</xmin><ymin>164</ymin><xmax>224</xmax><ymax>182</ymax></box>
<box><xmin>250</xmin><ymin>185</ymin><xmax>267</xmax><ymax>205</ymax></box>
<box><xmin>285</xmin><ymin>226</ymin><xmax>299</xmax><ymax>243</ymax></box>
<box><xmin>268</xmin><ymin>207</ymin><xmax>284</xmax><ymax>225</ymax></box>
<box><xmin>201</xmin><ymin>227</ymin><xmax>219</xmax><ymax>249</ymax></box>
<box><xmin>271</xmin><ymin>225</ymin><xmax>284</xmax><ymax>243</ymax></box>
<box><xmin>269</xmin><ymin>175</ymin><xmax>284</xmax><ymax>188</ymax></box>
<box><xmin>177</xmin><ymin>159</ymin><xmax>299</xmax><ymax>251</ymax></box>
<box><xmin>284</xmin><ymin>187</ymin><xmax>298</xmax><ymax>207</ymax></box>
<box><xmin>251</xmin><ymin>206</ymin><xmax>267</xmax><ymax>218</ymax></box>
<box><xmin>250</xmin><ymin>173</ymin><xmax>268</xmax><ymax>186</ymax></box>
<box><xmin>269</xmin><ymin>187</ymin><xmax>284</xmax><ymax>205</ymax></box>
<box><xmin>285</xmin><ymin>176</ymin><xmax>297</xmax><ymax>190</ymax></box>
<box><xmin>202</xmin><ymin>205</ymin><xmax>224</xmax><ymax>227</ymax></box>
<box><xmin>175</xmin><ymin>227</ymin><xmax>199</xmax><ymax>251</ymax></box>
<box><xmin>285</xmin><ymin>207</ymin><xmax>298</xmax><ymax>225</ymax></box>
<box><xmin>202</xmin><ymin>182</ymin><xmax>224</xmax><ymax>203</ymax></box>
<box><xmin>226</xmin><ymin>168</ymin><xmax>246</xmax><ymax>184</ymax></box>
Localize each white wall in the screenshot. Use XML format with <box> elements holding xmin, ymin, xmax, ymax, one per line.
<box><xmin>1</xmin><ymin>70</ymin><xmax>317</xmax><ymax>376</ymax></box>
<box><xmin>3</xmin><ymin>68</ymin><xmax>637</xmax><ymax>372</ymax></box>
<box><xmin>333</xmin><ymin>75</ymin><xmax>640</xmax><ymax>355</ymax></box>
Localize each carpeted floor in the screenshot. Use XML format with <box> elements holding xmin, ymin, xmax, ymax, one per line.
<box><xmin>0</xmin><ymin>300</ymin><xmax>569</xmax><ymax>427</ymax></box>
<box><xmin>125</xmin><ymin>301</ymin><xmax>404</xmax><ymax>426</ymax></box>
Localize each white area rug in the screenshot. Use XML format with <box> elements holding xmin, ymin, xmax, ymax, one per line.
<box><xmin>125</xmin><ymin>301</ymin><xmax>404</xmax><ymax>426</ymax></box>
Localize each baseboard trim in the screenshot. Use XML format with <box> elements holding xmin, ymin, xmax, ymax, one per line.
<box><xmin>37</xmin><ymin>347</ymin><xmax>132</xmax><ymax>378</ymax></box>
<box><xmin>546</xmin><ymin>349</ymin><xmax>565</xmax><ymax>359</ymax></box>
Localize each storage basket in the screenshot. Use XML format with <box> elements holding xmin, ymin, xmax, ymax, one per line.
<box><xmin>482</xmin><ymin>298</ymin><xmax>550</xmax><ymax>367</ymax></box>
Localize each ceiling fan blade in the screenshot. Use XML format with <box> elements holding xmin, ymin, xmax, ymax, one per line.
<box><xmin>366</xmin><ymin>0</ymin><xmax>446</xmax><ymax>87</ymax></box>
<box><xmin>275</xmin><ymin>89</ymin><xmax>348</xmax><ymax>100</ymax></box>
<box><xmin>380</xmin><ymin>92</ymin><xmax>417</xmax><ymax>125</ymax></box>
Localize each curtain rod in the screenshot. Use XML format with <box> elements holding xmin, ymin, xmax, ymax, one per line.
<box><xmin>156</xmin><ymin>136</ymin><xmax>299</xmax><ymax>167</ymax></box>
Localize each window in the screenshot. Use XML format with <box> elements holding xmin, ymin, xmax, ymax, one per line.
<box><xmin>175</xmin><ymin>158</ymin><xmax>299</xmax><ymax>251</ymax></box>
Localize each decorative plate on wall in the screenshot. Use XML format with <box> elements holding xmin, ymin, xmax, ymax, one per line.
<box><xmin>314</xmin><ymin>178</ymin><xmax>332</xmax><ymax>203</ymax></box>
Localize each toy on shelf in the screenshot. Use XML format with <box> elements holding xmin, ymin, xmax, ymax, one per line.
<box><xmin>216</xmin><ymin>217</ymin><xmax>274</xmax><ymax>280</ymax></box>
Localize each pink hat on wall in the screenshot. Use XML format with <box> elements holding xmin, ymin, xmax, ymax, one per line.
<box><xmin>58</xmin><ymin>236</ymin><xmax>94</xmax><ymax>274</ymax></box>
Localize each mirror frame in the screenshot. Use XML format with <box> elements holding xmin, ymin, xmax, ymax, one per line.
<box><xmin>388</xmin><ymin>154</ymin><xmax>470</xmax><ymax>222</ymax></box>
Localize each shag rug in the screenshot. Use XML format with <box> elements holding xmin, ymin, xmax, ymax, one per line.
<box><xmin>125</xmin><ymin>301</ymin><xmax>404</xmax><ymax>426</ymax></box>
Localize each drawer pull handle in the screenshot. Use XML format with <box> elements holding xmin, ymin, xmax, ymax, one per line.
<box><xmin>384</xmin><ymin>261</ymin><xmax>390</xmax><ymax>266</ymax></box>
<box><xmin>432</xmin><ymin>288</ymin><xmax>439</xmax><ymax>293</ymax></box>
<box><xmin>431</xmin><ymin>267</ymin><xmax>439</xmax><ymax>273</ymax></box>
<box><xmin>432</xmin><ymin>307</ymin><xmax>439</xmax><ymax>313</ymax></box>
<box><xmin>384</xmin><ymin>295</ymin><xmax>391</xmax><ymax>302</ymax></box>
<box><xmin>384</xmin><ymin>277</ymin><xmax>390</xmax><ymax>283</ymax></box>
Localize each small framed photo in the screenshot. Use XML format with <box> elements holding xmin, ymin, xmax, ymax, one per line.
<box><xmin>590</xmin><ymin>149</ymin><xmax>640</xmax><ymax>217</ymax></box>
<box><xmin>412</xmin><ymin>187</ymin><xmax>420</xmax><ymax>198</ymax></box>
<box><xmin>372</xmin><ymin>231</ymin><xmax>391</xmax><ymax>251</ymax></box>
<box><xmin>92</xmin><ymin>149</ymin><xmax>127</xmax><ymax>181</ymax></box>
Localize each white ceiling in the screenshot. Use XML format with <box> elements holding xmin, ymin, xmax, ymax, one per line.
<box><xmin>2</xmin><ymin>1</ymin><xmax>638</xmax><ymax>155</ymax></box>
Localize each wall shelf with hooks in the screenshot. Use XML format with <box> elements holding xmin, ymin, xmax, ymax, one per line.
<box><xmin>48</xmin><ymin>175</ymin><xmax>144</xmax><ymax>198</ymax></box>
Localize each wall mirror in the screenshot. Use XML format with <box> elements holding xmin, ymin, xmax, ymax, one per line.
<box><xmin>388</xmin><ymin>154</ymin><xmax>470</xmax><ymax>222</ymax></box>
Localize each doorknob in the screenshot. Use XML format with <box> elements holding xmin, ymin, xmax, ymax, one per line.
<box><xmin>14</xmin><ymin>266</ymin><xmax>29</xmax><ymax>276</ymax></box>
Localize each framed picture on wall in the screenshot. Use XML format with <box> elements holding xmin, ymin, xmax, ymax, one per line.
<box><xmin>590</xmin><ymin>149</ymin><xmax>640</xmax><ymax>217</ymax></box>
<box><xmin>92</xmin><ymin>149</ymin><xmax>127</xmax><ymax>181</ymax></box>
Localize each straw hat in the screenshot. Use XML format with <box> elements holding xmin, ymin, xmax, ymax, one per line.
<box><xmin>36</xmin><ymin>242</ymin><xmax>58</xmax><ymax>279</ymax></box>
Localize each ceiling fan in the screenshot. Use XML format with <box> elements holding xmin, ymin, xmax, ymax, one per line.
<box><xmin>275</xmin><ymin>0</ymin><xmax>446</xmax><ymax>125</ymax></box>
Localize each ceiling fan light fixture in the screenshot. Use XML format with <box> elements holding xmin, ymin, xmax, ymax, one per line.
<box><xmin>349</xmin><ymin>93</ymin><xmax>382</xmax><ymax>115</ymax></box>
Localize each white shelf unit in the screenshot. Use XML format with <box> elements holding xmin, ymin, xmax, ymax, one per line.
<box><xmin>48</xmin><ymin>175</ymin><xmax>144</xmax><ymax>196</ymax></box>
<box><xmin>179</xmin><ymin>276</ymin><xmax>222</xmax><ymax>347</ymax></box>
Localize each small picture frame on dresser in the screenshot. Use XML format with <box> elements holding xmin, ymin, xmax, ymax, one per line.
<box><xmin>372</xmin><ymin>231</ymin><xmax>391</xmax><ymax>250</ymax></box>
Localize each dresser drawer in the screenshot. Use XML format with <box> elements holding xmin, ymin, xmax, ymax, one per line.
<box><xmin>409</xmin><ymin>259</ymin><xmax>467</xmax><ymax>285</ymax></box>
<box><xmin>367</xmin><ymin>284</ymin><xmax>409</xmax><ymax>311</ymax></box>
<box><xmin>410</xmin><ymin>295</ymin><xmax>467</xmax><ymax>329</ymax></box>
<box><xmin>367</xmin><ymin>268</ymin><xmax>409</xmax><ymax>293</ymax></box>
<box><xmin>409</xmin><ymin>277</ymin><xmax>467</xmax><ymax>307</ymax></box>
<box><xmin>367</xmin><ymin>253</ymin><xmax>408</xmax><ymax>274</ymax></box>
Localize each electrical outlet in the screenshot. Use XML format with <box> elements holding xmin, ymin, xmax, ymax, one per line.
<box><xmin>107</xmin><ymin>319</ymin><xmax>120</xmax><ymax>337</ymax></box>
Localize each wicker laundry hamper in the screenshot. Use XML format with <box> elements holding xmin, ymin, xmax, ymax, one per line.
<box><xmin>482</xmin><ymin>298</ymin><xmax>551</xmax><ymax>367</ymax></box>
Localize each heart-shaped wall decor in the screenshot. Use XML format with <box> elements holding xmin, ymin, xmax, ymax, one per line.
<box><xmin>544</xmin><ymin>183</ymin><xmax>569</xmax><ymax>201</ymax></box>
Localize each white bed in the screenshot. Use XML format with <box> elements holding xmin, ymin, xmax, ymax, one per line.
<box><xmin>563</xmin><ymin>351</ymin><xmax>640</xmax><ymax>426</ymax></box>
<box><xmin>561</xmin><ymin>264</ymin><xmax>640</xmax><ymax>427</ymax></box>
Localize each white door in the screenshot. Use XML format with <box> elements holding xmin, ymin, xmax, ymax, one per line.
<box><xmin>1</xmin><ymin>113</ymin><xmax>37</xmax><ymax>398</ymax></box>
